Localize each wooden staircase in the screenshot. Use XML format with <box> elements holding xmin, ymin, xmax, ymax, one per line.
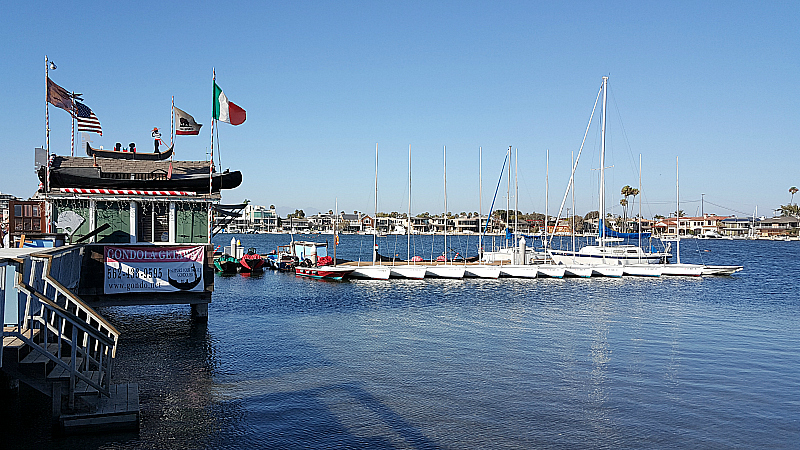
<box><xmin>1</xmin><ymin>247</ymin><xmax>139</xmax><ymax>433</ymax></box>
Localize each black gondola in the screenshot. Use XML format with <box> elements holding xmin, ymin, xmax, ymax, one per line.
<box><xmin>86</xmin><ymin>142</ymin><xmax>174</xmax><ymax>161</ymax></box>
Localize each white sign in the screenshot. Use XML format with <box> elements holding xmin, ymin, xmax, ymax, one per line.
<box><xmin>104</xmin><ymin>246</ymin><xmax>204</xmax><ymax>294</ymax></box>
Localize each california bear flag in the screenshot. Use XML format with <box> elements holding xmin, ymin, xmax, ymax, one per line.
<box><xmin>213</xmin><ymin>82</ymin><xmax>246</xmax><ymax>125</ymax></box>
<box><xmin>173</xmin><ymin>106</ymin><xmax>203</xmax><ymax>135</ymax></box>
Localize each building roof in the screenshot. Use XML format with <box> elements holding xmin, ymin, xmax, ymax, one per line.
<box><xmin>759</xmin><ymin>216</ymin><xmax>800</xmax><ymax>225</ymax></box>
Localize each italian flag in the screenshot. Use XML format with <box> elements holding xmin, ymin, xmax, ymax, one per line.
<box><xmin>213</xmin><ymin>81</ymin><xmax>246</xmax><ymax>125</ymax></box>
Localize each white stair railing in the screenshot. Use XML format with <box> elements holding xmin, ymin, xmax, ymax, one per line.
<box><xmin>5</xmin><ymin>247</ymin><xmax>120</xmax><ymax>409</ymax></box>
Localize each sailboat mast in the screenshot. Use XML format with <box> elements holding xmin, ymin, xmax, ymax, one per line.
<box><xmin>545</xmin><ymin>148</ymin><xmax>549</xmax><ymax>257</ymax></box>
<box><xmin>676</xmin><ymin>156</ymin><xmax>681</xmax><ymax>264</ymax></box>
<box><xmin>638</xmin><ymin>153</ymin><xmax>642</xmax><ymax>263</ymax></box>
<box><xmin>374</xmin><ymin>143</ymin><xmax>378</xmax><ymax>264</ymax></box>
<box><xmin>599</xmin><ymin>76</ymin><xmax>608</xmax><ymax>249</ymax></box>
<box><xmin>507</xmin><ymin>145</ymin><xmax>511</xmax><ymax>251</ymax></box>
<box><xmin>408</xmin><ymin>144</ymin><xmax>412</xmax><ymax>262</ymax></box>
<box><xmin>443</xmin><ymin>145</ymin><xmax>448</xmax><ymax>264</ymax></box>
<box><xmin>334</xmin><ymin>198</ymin><xmax>338</xmax><ymax>266</ymax></box>
<box><xmin>571</xmin><ymin>151</ymin><xmax>576</xmax><ymax>258</ymax></box>
<box><xmin>479</xmin><ymin>146</ymin><xmax>482</xmax><ymax>259</ymax></box>
<box><xmin>514</xmin><ymin>148</ymin><xmax>519</xmax><ymax>262</ymax></box>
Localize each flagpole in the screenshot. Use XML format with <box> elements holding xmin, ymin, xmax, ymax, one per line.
<box><xmin>171</xmin><ymin>95</ymin><xmax>175</xmax><ymax>147</ymax></box>
<box><xmin>71</xmin><ymin>92</ymin><xmax>75</xmax><ymax>156</ymax></box>
<box><xmin>210</xmin><ymin>68</ymin><xmax>215</xmax><ymax>196</ymax></box>
<box><xmin>44</xmin><ymin>55</ymin><xmax>50</xmax><ymax>196</ymax></box>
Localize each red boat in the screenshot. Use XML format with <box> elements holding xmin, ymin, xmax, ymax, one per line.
<box><xmin>294</xmin><ymin>265</ymin><xmax>355</xmax><ymax>280</ymax></box>
<box><xmin>239</xmin><ymin>248</ymin><xmax>265</xmax><ymax>273</ymax></box>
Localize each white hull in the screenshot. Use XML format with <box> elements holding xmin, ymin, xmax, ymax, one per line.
<box><xmin>425</xmin><ymin>265</ymin><xmax>466</xmax><ymax>279</ymax></box>
<box><xmin>701</xmin><ymin>265</ymin><xmax>743</xmax><ymax>276</ymax></box>
<box><xmin>464</xmin><ymin>265</ymin><xmax>501</xmax><ymax>279</ymax></box>
<box><xmin>498</xmin><ymin>265</ymin><xmax>538</xmax><ymax>278</ymax></box>
<box><xmin>659</xmin><ymin>264</ymin><xmax>703</xmax><ymax>277</ymax></box>
<box><xmin>550</xmin><ymin>248</ymin><xmax>664</xmax><ymax>266</ymax></box>
<box><xmin>590</xmin><ymin>265</ymin><xmax>624</xmax><ymax>277</ymax></box>
<box><xmin>350</xmin><ymin>265</ymin><xmax>392</xmax><ymax>280</ymax></box>
<box><xmin>622</xmin><ymin>264</ymin><xmax>663</xmax><ymax>277</ymax></box>
<box><xmin>563</xmin><ymin>265</ymin><xmax>593</xmax><ymax>278</ymax></box>
<box><xmin>388</xmin><ymin>265</ymin><xmax>427</xmax><ymax>279</ymax></box>
<box><xmin>535</xmin><ymin>265</ymin><xmax>566</xmax><ymax>278</ymax></box>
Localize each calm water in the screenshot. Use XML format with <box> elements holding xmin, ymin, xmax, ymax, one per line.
<box><xmin>3</xmin><ymin>235</ymin><xmax>799</xmax><ymax>449</ymax></box>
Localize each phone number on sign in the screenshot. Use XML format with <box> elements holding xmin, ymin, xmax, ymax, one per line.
<box><xmin>107</xmin><ymin>266</ymin><xmax>163</xmax><ymax>280</ymax></box>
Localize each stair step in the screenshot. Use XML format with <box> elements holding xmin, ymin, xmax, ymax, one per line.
<box><xmin>47</xmin><ymin>357</ymin><xmax>86</xmax><ymax>379</ymax></box>
<box><xmin>19</xmin><ymin>343</ymin><xmax>62</xmax><ymax>364</ymax></box>
<box><xmin>2</xmin><ymin>327</ymin><xmax>41</xmax><ymax>349</ymax></box>
<box><xmin>74</xmin><ymin>371</ymin><xmax>102</xmax><ymax>395</ymax></box>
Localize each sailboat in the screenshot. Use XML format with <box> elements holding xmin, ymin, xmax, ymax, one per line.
<box><xmin>388</xmin><ymin>145</ymin><xmax>428</xmax><ymax>279</ymax></box>
<box><xmin>463</xmin><ymin>146</ymin><xmax>501</xmax><ymax>278</ymax></box>
<box><xmin>548</xmin><ymin>76</ymin><xmax>669</xmax><ymax>269</ymax></box>
<box><xmin>621</xmin><ymin>154</ymin><xmax>664</xmax><ymax>277</ymax></box>
<box><xmin>425</xmin><ymin>146</ymin><xmax>466</xmax><ymax>278</ymax></box>
<box><xmin>491</xmin><ymin>147</ymin><xmax>563</xmax><ymax>278</ymax></box>
<box><xmin>659</xmin><ymin>157</ymin><xmax>742</xmax><ymax>276</ymax></box>
<box><xmin>350</xmin><ymin>144</ymin><xmax>392</xmax><ymax>280</ymax></box>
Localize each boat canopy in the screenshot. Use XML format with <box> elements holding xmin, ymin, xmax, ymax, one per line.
<box><xmin>599</xmin><ymin>221</ymin><xmax>651</xmax><ymax>239</ymax></box>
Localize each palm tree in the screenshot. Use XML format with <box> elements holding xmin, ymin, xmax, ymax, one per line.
<box><xmin>790</xmin><ymin>187</ymin><xmax>798</xmax><ymax>205</ymax></box>
<box><xmin>619</xmin><ymin>198</ymin><xmax>629</xmax><ymax>231</ymax></box>
<box><xmin>629</xmin><ymin>187</ymin><xmax>640</xmax><ymax>218</ymax></box>
<box><xmin>778</xmin><ymin>204</ymin><xmax>800</xmax><ymax>217</ymax></box>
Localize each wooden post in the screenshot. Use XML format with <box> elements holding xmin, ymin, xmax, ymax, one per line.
<box><xmin>52</xmin><ymin>382</ymin><xmax>62</xmax><ymax>419</ymax></box>
<box><xmin>191</xmin><ymin>303</ymin><xmax>208</xmax><ymax>322</ymax></box>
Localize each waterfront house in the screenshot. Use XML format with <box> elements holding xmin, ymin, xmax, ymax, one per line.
<box><xmin>720</xmin><ymin>216</ymin><xmax>760</xmax><ymax>237</ymax></box>
<box><xmin>227</xmin><ymin>204</ymin><xmax>278</xmax><ymax>233</ymax></box>
<box><xmin>756</xmin><ymin>216</ymin><xmax>799</xmax><ymax>237</ymax></box>
<box><xmin>653</xmin><ymin>214</ymin><xmax>730</xmax><ymax>237</ymax></box>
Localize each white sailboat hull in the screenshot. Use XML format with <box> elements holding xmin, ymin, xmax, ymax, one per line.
<box><xmin>425</xmin><ymin>265</ymin><xmax>466</xmax><ymax>279</ymax></box>
<box><xmin>550</xmin><ymin>247</ymin><xmax>665</xmax><ymax>266</ymax></box>
<box><xmin>389</xmin><ymin>265</ymin><xmax>427</xmax><ymax>279</ymax></box>
<box><xmin>659</xmin><ymin>263</ymin><xmax>703</xmax><ymax>277</ymax></box>
<box><xmin>563</xmin><ymin>265</ymin><xmax>593</xmax><ymax>278</ymax></box>
<box><xmin>590</xmin><ymin>265</ymin><xmax>624</xmax><ymax>277</ymax></box>
<box><xmin>534</xmin><ymin>265</ymin><xmax>566</xmax><ymax>278</ymax></box>
<box><xmin>623</xmin><ymin>264</ymin><xmax>663</xmax><ymax>277</ymax></box>
<box><xmin>464</xmin><ymin>265</ymin><xmax>501</xmax><ymax>279</ymax></box>
<box><xmin>498</xmin><ymin>265</ymin><xmax>538</xmax><ymax>278</ymax></box>
<box><xmin>701</xmin><ymin>265</ymin><xmax>743</xmax><ymax>276</ymax></box>
<box><xmin>350</xmin><ymin>265</ymin><xmax>392</xmax><ymax>280</ymax></box>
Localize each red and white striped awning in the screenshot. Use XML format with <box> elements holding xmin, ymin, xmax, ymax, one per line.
<box><xmin>59</xmin><ymin>188</ymin><xmax>197</xmax><ymax>196</ymax></box>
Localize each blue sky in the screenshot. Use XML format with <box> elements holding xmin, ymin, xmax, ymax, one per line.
<box><xmin>1</xmin><ymin>1</ymin><xmax>797</xmax><ymax>219</ymax></box>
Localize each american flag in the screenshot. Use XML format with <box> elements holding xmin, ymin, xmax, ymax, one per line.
<box><xmin>75</xmin><ymin>101</ymin><xmax>102</xmax><ymax>135</ymax></box>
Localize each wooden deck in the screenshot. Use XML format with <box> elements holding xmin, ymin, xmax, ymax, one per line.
<box><xmin>60</xmin><ymin>383</ymin><xmax>140</xmax><ymax>433</ymax></box>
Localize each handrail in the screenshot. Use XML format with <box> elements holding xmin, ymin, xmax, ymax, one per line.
<box><xmin>14</xmin><ymin>280</ymin><xmax>112</xmax><ymax>398</ymax></box>
<box><xmin>9</xmin><ymin>249</ymin><xmax>119</xmax><ymax>402</ymax></box>
<box><xmin>17</xmin><ymin>283</ymin><xmax>115</xmax><ymax>348</ymax></box>
<box><xmin>29</xmin><ymin>247</ymin><xmax>120</xmax><ymax>337</ymax></box>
